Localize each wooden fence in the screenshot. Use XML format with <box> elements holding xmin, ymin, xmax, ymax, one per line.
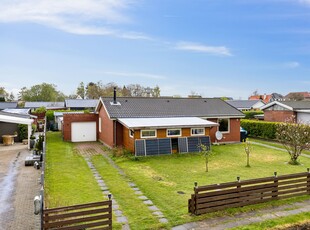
<box><xmin>43</xmin><ymin>200</ymin><xmax>112</xmax><ymax>230</ymax></box>
<box><xmin>189</xmin><ymin>170</ymin><xmax>310</xmax><ymax>215</ymax></box>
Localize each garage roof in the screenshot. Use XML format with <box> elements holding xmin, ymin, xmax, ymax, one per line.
<box><xmin>118</xmin><ymin>117</ymin><xmax>219</xmax><ymax>129</ymax></box>
<box><xmin>0</xmin><ymin>113</ymin><xmax>33</xmax><ymax>125</ymax></box>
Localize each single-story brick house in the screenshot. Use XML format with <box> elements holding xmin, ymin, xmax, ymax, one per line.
<box><xmin>87</xmin><ymin>92</ymin><xmax>244</xmax><ymax>155</ymax></box>
<box><xmin>261</xmin><ymin>101</ymin><xmax>310</xmax><ymax>123</ymax></box>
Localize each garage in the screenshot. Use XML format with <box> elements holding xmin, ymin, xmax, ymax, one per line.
<box><xmin>71</xmin><ymin>122</ymin><xmax>97</xmax><ymax>142</ymax></box>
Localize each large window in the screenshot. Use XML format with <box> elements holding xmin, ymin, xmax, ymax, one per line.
<box><xmin>167</xmin><ymin>129</ymin><xmax>181</xmax><ymax>137</ymax></box>
<box><xmin>191</xmin><ymin>128</ymin><xmax>205</xmax><ymax>136</ymax></box>
<box><xmin>218</xmin><ymin>118</ymin><xmax>230</xmax><ymax>133</ymax></box>
<box><xmin>141</xmin><ymin>130</ymin><xmax>157</xmax><ymax>138</ymax></box>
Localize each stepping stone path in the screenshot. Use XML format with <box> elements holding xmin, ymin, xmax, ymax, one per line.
<box><xmin>84</xmin><ymin>157</ymin><xmax>130</xmax><ymax>230</ymax></box>
<box><xmin>100</xmin><ymin>153</ymin><xmax>169</xmax><ymax>224</ymax></box>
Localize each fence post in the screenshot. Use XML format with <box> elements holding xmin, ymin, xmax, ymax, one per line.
<box><xmin>307</xmin><ymin>168</ymin><xmax>310</xmax><ymax>195</ymax></box>
<box><xmin>193</xmin><ymin>182</ymin><xmax>198</xmax><ymax>215</ymax></box>
<box><xmin>108</xmin><ymin>194</ymin><xmax>112</xmax><ymax>229</ymax></box>
<box><xmin>272</xmin><ymin>172</ymin><xmax>278</xmax><ymax>199</ymax></box>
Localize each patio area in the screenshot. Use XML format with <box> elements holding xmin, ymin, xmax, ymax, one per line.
<box><xmin>0</xmin><ymin>144</ymin><xmax>41</xmax><ymax>229</ymax></box>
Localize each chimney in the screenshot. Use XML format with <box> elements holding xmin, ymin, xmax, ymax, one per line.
<box><xmin>113</xmin><ymin>87</ymin><xmax>117</xmax><ymax>104</ymax></box>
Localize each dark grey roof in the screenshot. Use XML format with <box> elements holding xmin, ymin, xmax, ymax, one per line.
<box><xmin>24</xmin><ymin>101</ymin><xmax>65</xmax><ymax>109</ymax></box>
<box><xmin>0</xmin><ymin>102</ymin><xmax>18</xmax><ymax>110</ymax></box>
<box><xmin>100</xmin><ymin>97</ymin><xmax>244</xmax><ymax>119</ymax></box>
<box><xmin>279</xmin><ymin>101</ymin><xmax>310</xmax><ymax>110</ymax></box>
<box><xmin>226</xmin><ymin>100</ymin><xmax>263</xmax><ymax>109</ymax></box>
<box><xmin>65</xmin><ymin>99</ymin><xmax>98</xmax><ymax>108</ymax></box>
<box><xmin>0</xmin><ymin>111</ymin><xmax>32</xmax><ymax>119</ymax></box>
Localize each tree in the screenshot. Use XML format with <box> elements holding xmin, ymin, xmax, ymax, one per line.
<box><xmin>198</xmin><ymin>143</ymin><xmax>213</xmax><ymax>172</ymax></box>
<box><xmin>126</xmin><ymin>84</ymin><xmax>145</xmax><ymax>97</ymax></box>
<box><xmin>0</xmin><ymin>87</ymin><xmax>9</xmax><ymax>101</ymax></box>
<box><xmin>276</xmin><ymin>116</ymin><xmax>310</xmax><ymax>165</ymax></box>
<box><xmin>86</xmin><ymin>82</ymin><xmax>100</xmax><ymax>99</ymax></box>
<box><xmin>151</xmin><ymin>85</ymin><xmax>161</xmax><ymax>97</ymax></box>
<box><xmin>8</xmin><ymin>92</ymin><xmax>15</xmax><ymax>101</ymax></box>
<box><xmin>243</xmin><ymin>138</ymin><xmax>252</xmax><ymax>167</ymax></box>
<box><xmin>76</xmin><ymin>82</ymin><xmax>86</xmax><ymax>99</ymax></box>
<box><xmin>121</xmin><ymin>86</ymin><xmax>131</xmax><ymax>97</ymax></box>
<box><xmin>19</xmin><ymin>83</ymin><xmax>66</xmax><ymax>101</ymax></box>
<box><xmin>287</xmin><ymin>93</ymin><xmax>304</xmax><ymax>101</ymax></box>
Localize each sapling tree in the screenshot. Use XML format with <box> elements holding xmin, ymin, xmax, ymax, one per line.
<box><xmin>198</xmin><ymin>143</ymin><xmax>213</xmax><ymax>172</ymax></box>
<box><xmin>243</xmin><ymin>138</ymin><xmax>252</xmax><ymax>167</ymax></box>
<box><xmin>276</xmin><ymin>116</ymin><xmax>310</xmax><ymax>165</ymax></box>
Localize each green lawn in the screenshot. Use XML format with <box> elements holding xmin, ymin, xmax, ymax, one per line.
<box><xmin>232</xmin><ymin>212</ymin><xmax>310</xmax><ymax>230</ymax></box>
<box><xmin>111</xmin><ymin>143</ymin><xmax>310</xmax><ymax>226</ymax></box>
<box><xmin>44</xmin><ymin>132</ymin><xmax>104</xmax><ymax>208</ymax></box>
<box><xmin>44</xmin><ymin>132</ymin><xmax>310</xmax><ymax>229</ymax></box>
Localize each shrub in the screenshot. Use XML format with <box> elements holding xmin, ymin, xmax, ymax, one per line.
<box><xmin>241</xmin><ymin>119</ymin><xmax>279</xmax><ymax>139</ymax></box>
<box><xmin>243</xmin><ymin>111</ymin><xmax>264</xmax><ymax>119</ymax></box>
<box><xmin>18</xmin><ymin>124</ymin><xmax>28</xmax><ymax>140</ymax></box>
<box><xmin>34</xmin><ymin>106</ymin><xmax>47</xmax><ymax>114</ymax></box>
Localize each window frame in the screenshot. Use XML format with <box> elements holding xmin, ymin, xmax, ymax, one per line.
<box><xmin>191</xmin><ymin>127</ymin><xmax>205</xmax><ymax>136</ymax></box>
<box><xmin>218</xmin><ymin>118</ymin><xmax>230</xmax><ymax>133</ymax></box>
<box><xmin>167</xmin><ymin>128</ymin><xmax>182</xmax><ymax>137</ymax></box>
<box><xmin>129</xmin><ymin>129</ymin><xmax>134</xmax><ymax>138</ymax></box>
<box><xmin>140</xmin><ymin>129</ymin><xmax>157</xmax><ymax>138</ymax></box>
<box><xmin>98</xmin><ymin>117</ymin><xmax>102</xmax><ymax>133</ymax></box>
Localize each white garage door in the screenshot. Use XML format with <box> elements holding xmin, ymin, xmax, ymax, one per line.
<box><xmin>71</xmin><ymin>122</ymin><xmax>97</xmax><ymax>142</ymax></box>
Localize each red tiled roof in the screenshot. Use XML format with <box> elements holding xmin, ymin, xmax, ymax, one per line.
<box><xmin>248</xmin><ymin>95</ymin><xmax>272</xmax><ymax>104</ymax></box>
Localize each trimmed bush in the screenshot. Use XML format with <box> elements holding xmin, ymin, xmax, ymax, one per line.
<box><xmin>18</xmin><ymin>124</ymin><xmax>28</xmax><ymax>140</ymax></box>
<box><xmin>243</xmin><ymin>111</ymin><xmax>264</xmax><ymax>119</ymax></box>
<box><xmin>241</xmin><ymin>119</ymin><xmax>279</xmax><ymax>139</ymax></box>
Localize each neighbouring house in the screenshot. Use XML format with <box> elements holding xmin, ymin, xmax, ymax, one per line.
<box><xmin>285</xmin><ymin>92</ymin><xmax>310</xmax><ymax>101</ymax></box>
<box><xmin>70</xmin><ymin>91</ymin><xmax>244</xmax><ymax>156</ymax></box>
<box><xmin>226</xmin><ymin>100</ymin><xmax>265</xmax><ymax>111</ymax></box>
<box><xmin>64</xmin><ymin>99</ymin><xmax>98</xmax><ymax>111</ymax></box>
<box><xmin>0</xmin><ymin>102</ymin><xmax>18</xmax><ymax>110</ymax></box>
<box><xmin>261</xmin><ymin>100</ymin><xmax>310</xmax><ymax>123</ymax></box>
<box><xmin>249</xmin><ymin>93</ymin><xmax>284</xmax><ymax>104</ymax></box>
<box><xmin>24</xmin><ymin>101</ymin><xmax>66</xmax><ymax>111</ymax></box>
<box><xmin>0</xmin><ymin>111</ymin><xmax>34</xmax><ymax>149</ymax></box>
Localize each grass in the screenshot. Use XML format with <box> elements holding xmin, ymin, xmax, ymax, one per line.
<box><xmin>111</xmin><ymin>143</ymin><xmax>310</xmax><ymax>226</ymax></box>
<box><xmin>250</xmin><ymin>137</ymin><xmax>310</xmax><ymax>156</ymax></box>
<box><xmin>91</xmin><ymin>155</ymin><xmax>165</xmax><ymax>230</ymax></box>
<box><xmin>232</xmin><ymin>212</ymin><xmax>310</xmax><ymax>230</ymax></box>
<box><xmin>44</xmin><ymin>133</ymin><xmax>310</xmax><ymax>229</ymax></box>
<box><xmin>44</xmin><ymin>132</ymin><xmax>103</xmax><ymax>207</ymax></box>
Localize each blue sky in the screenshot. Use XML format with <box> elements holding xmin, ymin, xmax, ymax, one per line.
<box><xmin>1</xmin><ymin>0</ymin><xmax>310</xmax><ymax>99</ymax></box>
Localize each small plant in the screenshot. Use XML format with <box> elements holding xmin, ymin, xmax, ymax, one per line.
<box><xmin>198</xmin><ymin>143</ymin><xmax>213</xmax><ymax>172</ymax></box>
<box><xmin>17</xmin><ymin>124</ymin><xmax>28</xmax><ymax>140</ymax></box>
<box><xmin>243</xmin><ymin>138</ymin><xmax>252</xmax><ymax>167</ymax></box>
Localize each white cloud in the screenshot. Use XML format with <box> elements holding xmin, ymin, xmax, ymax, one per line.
<box><xmin>175</xmin><ymin>41</ymin><xmax>232</xmax><ymax>56</ymax></box>
<box><xmin>104</xmin><ymin>71</ymin><xmax>166</xmax><ymax>79</ymax></box>
<box><xmin>0</xmin><ymin>0</ymin><xmax>151</xmax><ymax>40</ymax></box>
<box><xmin>284</xmin><ymin>61</ymin><xmax>300</xmax><ymax>68</ymax></box>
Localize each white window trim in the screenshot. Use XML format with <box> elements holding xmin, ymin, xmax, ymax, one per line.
<box><xmin>99</xmin><ymin>117</ymin><xmax>102</xmax><ymax>133</ymax></box>
<box><xmin>167</xmin><ymin>128</ymin><xmax>182</xmax><ymax>137</ymax></box>
<box><xmin>129</xmin><ymin>129</ymin><xmax>134</xmax><ymax>138</ymax></box>
<box><xmin>218</xmin><ymin>118</ymin><xmax>230</xmax><ymax>134</ymax></box>
<box><xmin>191</xmin><ymin>128</ymin><xmax>205</xmax><ymax>136</ymax></box>
<box><xmin>140</xmin><ymin>129</ymin><xmax>157</xmax><ymax>138</ymax></box>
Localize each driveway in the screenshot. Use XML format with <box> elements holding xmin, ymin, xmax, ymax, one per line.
<box><xmin>0</xmin><ymin>143</ymin><xmax>41</xmax><ymax>230</ymax></box>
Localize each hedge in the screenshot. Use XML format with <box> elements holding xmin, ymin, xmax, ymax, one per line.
<box><xmin>240</xmin><ymin>119</ymin><xmax>279</xmax><ymax>139</ymax></box>
<box><xmin>243</xmin><ymin>111</ymin><xmax>264</xmax><ymax>119</ymax></box>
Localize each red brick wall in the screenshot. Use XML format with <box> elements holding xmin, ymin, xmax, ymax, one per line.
<box><xmin>209</xmin><ymin>118</ymin><xmax>241</xmax><ymax>143</ymax></box>
<box><xmin>98</xmin><ymin>105</ymin><xmax>114</xmax><ymax>148</ymax></box>
<box><xmin>63</xmin><ymin>114</ymin><xmax>98</xmax><ymax>141</ymax></box>
<box><xmin>264</xmin><ymin>111</ymin><xmax>296</xmax><ymax>122</ymax></box>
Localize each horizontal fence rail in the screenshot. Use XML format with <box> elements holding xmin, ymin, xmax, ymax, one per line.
<box><xmin>43</xmin><ymin>200</ymin><xmax>112</xmax><ymax>230</ymax></box>
<box><xmin>189</xmin><ymin>170</ymin><xmax>310</xmax><ymax>215</ymax></box>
